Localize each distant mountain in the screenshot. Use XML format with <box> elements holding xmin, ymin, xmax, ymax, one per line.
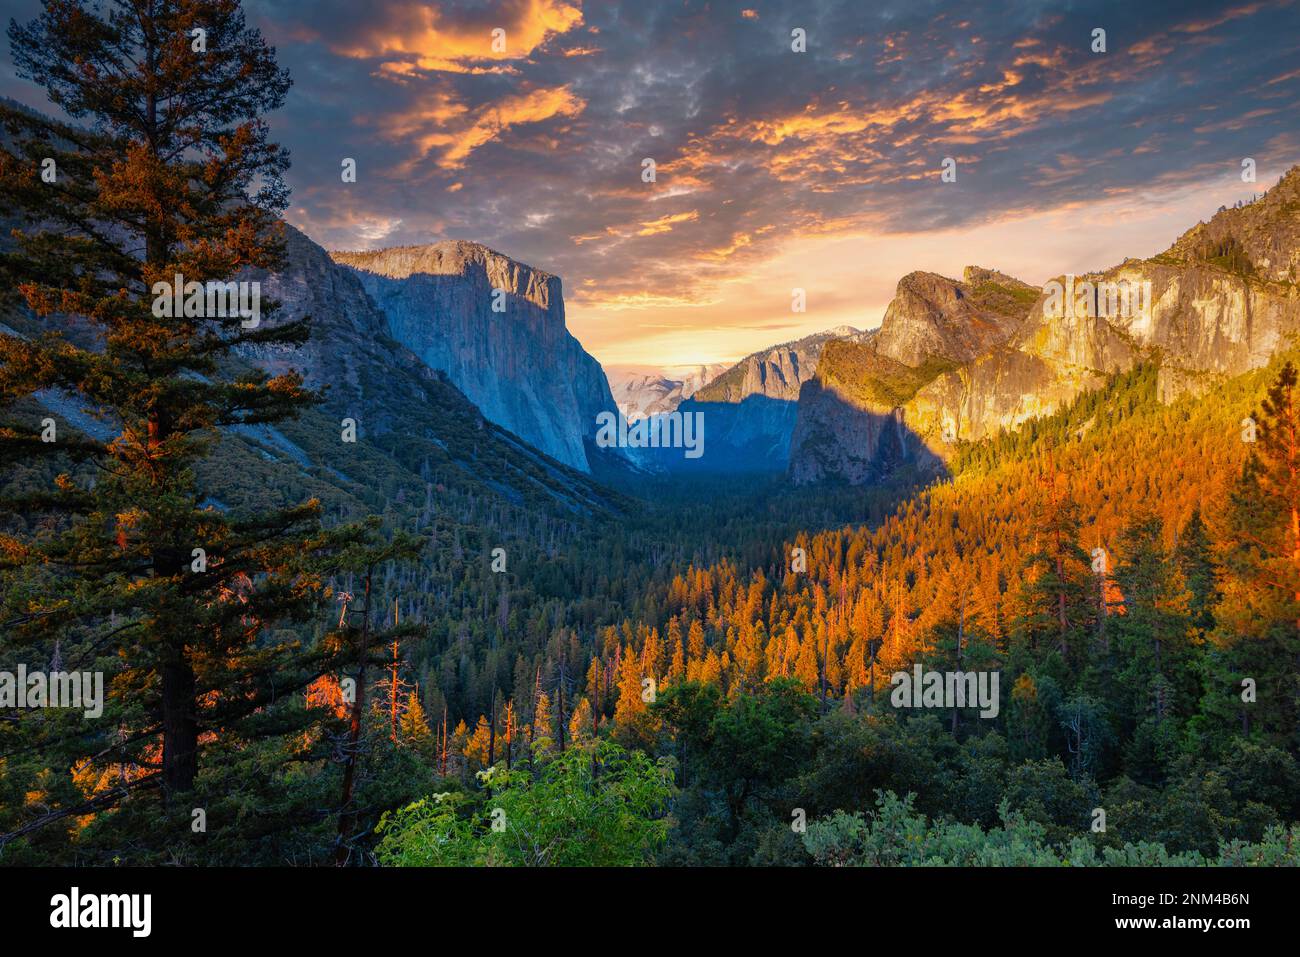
<box><xmin>691</xmin><ymin>325</ymin><xmax>865</xmax><ymax>405</ymax></box>
<box><xmin>607</xmin><ymin>364</ymin><xmax>729</xmax><ymax>421</ymax></box>
<box><xmin>331</xmin><ymin>242</ymin><xmax>618</xmax><ymax>473</ymax></box>
<box><xmin>789</xmin><ymin>167</ymin><xmax>1300</xmax><ymax>485</ymax></box>
<box><xmin>664</xmin><ymin>325</ymin><xmax>869</xmax><ymax>472</ymax></box>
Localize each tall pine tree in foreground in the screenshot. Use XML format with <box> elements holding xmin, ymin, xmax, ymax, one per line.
<box><xmin>0</xmin><ymin>0</ymin><xmax>356</xmax><ymax>854</ymax></box>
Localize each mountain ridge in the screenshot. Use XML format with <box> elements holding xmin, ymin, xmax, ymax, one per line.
<box><xmin>788</xmin><ymin>167</ymin><xmax>1300</xmax><ymax>485</ymax></box>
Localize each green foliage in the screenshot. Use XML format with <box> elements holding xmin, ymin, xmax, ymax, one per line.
<box><xmin>0</xmin><ymin>0</ymin><xmax>329</xmax><ymax>829</ymax></box>
<box><xmin>819</xmin><ymin>340</ymin><xmax>956</xmax><ymax>409</ymax></box>
<box><xmin>654</xmin><ymin>678</ymin><xmax>816</xmax><ymax>858</ymax></box>
<box><xmin>1</xmin><ymin>0</ymin><xmax>1296</xmax><ymax>868</ymax></box>
<box><xmin>803</xmin><ymin>791</ymin><xmax>1300</xmax><ymax>866</ymax></box>
<box><xmin>374</xmin><ymin>739</ymin><xmax>675</xmax><ymax>866</ymax></box>
<box><xmin>1190</xmin><ymin>233</ymin><xmax>1256</xmax><ymax>277</ymax></box>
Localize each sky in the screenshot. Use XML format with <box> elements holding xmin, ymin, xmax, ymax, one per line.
<box><xmin>2</xmin><ymin>0</ymin><xmax>1298</xmax><ymax>368</ymax></box>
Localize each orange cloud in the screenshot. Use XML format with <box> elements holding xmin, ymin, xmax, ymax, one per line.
<box><xmin>382</xmin><ymin>85</ymin><xmax>586</xmax><ymax>170</ymax></box>
<box><xmin>1173</xmin><ymin>2</ymin><xmax>1263</xmax><ymax>33</ymax></box>
<box><xmin>1264</xmin><ymin>67</ymin><xmax>1300</xmax><ymax>86</ymax></box>
<box><xmin>695</xmin><ymin>231</ymin><xmax>753</xmax><ymax>262</ymax></box>
<box><xmin>636</xmin><ymin>210</ymin><xmax>700</xmax><ymax>236</ymax></box>
<box><xmin>330</xmin><ymin>0</ymin><xmax>583</xmax><ymax>74</ymax></box>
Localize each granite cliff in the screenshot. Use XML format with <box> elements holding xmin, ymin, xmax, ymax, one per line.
<box><xmin>331</xmin><ymin>242</ymin><xmax>618</xmax><ymax>473</ymax></box>
<box><xmin>789</xmin><ymin>167</ymin><xmax>1300</xmax><ymax>485</ymax></box>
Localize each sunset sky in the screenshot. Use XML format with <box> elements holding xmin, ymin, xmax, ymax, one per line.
<box><xmin>3</xmin><ymin>0</ymin><xmax>1298</xmax><ymax>367</ymax></box>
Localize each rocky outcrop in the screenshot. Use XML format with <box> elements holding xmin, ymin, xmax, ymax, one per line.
<box><xmin>873</xmin><ymin>268</ymin><xmax>1038</xmax><ymax>366</ymax></box>
<box><xmin>906</xmin><ymin>346</ymin><xmax>1092</xmax><ymax>445</ymax></box>
<box><xmin>916</xmin><ymin>169</ymin><xmax>1300</xmax><ymax>446</ymax></box>
<box><xmin>788</xmin><ymin>342</ymin><xmax>943</xmax><ymax>485</ymax></box>
<box><xmin>789</xmin><ymin>167</ymin><xmax>1300</xmax><ymax>486</ymax></box>
<box><xmin>790</xmin><ymin>269</ymin><xmax>1036</xmax><ymax>482</ymax></box>
<box><xmin>331</xmin><ymin>242</ymin><xmax>617</xmax><ymax>472</ymax></box>
<box><xmin>240</xmin><ymin>226</ymin><xmax>392</xmax><ymax>415</ymax></box>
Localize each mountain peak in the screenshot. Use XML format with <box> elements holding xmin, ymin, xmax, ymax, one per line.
<box><xmin>328</xmin><ymin>242</ymin><xmax>614</xmax><ymax>472</ymax></box>
<box><xmin>330</xmin><ymin>240</ymin><xmax>555</xmax><ymax>283</ymax></box>
<box><xmin>874</xmin><ymin>268</ymin><xmax>1037</xmax><ymax>367</ymax></box>
<box><xmin>333</xmin><ymin>240</ymin><xmax>564</xmax><ymax>321</ymax></box>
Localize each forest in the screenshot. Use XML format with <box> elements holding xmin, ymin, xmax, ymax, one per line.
<box><xmin>1</xmin><ymin>0</ymin><xmax>1298</xmax><ymax>869</ymax></box>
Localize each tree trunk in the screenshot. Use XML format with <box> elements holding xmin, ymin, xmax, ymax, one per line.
<box><xmin>556</xmin><ymin>677</ymin><xmax>566</xmax><ymax>754</ymax></box>
<box><xmin>952</xmin><ymin>600</ymin><xmax>964</xmax><ymax>735</ymax></box>
<box><xmin>336</xmin><ymin>568</ymin><xmax>373</xmax><ymax>865</ymax></box>
<box><xmin>161</xmin><ymin>656</ymin><xmax>199</xmax><ymax>802</ymax></box>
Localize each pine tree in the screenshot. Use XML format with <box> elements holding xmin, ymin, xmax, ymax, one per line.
<box><xmin>668</xmin><ymin>638</ymin><xmax>686</xmax><ymax>683</ymax></box>
<box><xmin>399</xmin><ymin>692</ymin><xmax>432</xmax><ymax>750</ymax></box>
<box><xmin>614</xmin><ymin>644</ymin><xmax>645</xmax><ymax>727</ymax></box>
<box><xmin>664</xmin><ymin>617</ymin><xmax>682</xmax><ymax>675</ymax></box>
<box><xmin>1212</xmin><ymin>362</ymin><xmax>1300</xmax><ymax>741</ymax></box>
<box><xmin>331</xmin><ymin>526</ymin><xmax>423</xmax><ymax>865</ymax></box>
<box><xmin>531</xmin><ymin>690</ymin><xmax>553</xmax><ymax>755</ymax></box>
<box><xmin>1174</xmin><ymin>509</ymin><xmax>1218</xmax><ymax>634</ymax></box>
<box><xmin>1112</xmin><ymin>514</ymin><xmax>1194</xmax><ymax>726</ymax></box>
<box><xmin>687</xmin><ymin>619</ymin><xmax>706</xmax><ymax>660</ymax></box>
<box><xmin>375</xmin><ymin>637</ymin><xmax>414</xmax><ymax>744</ymax></box>
<box><xmin>464</xmin><ymin>715</ymin><xmax>492</xmax><ymax>769</ymax></box>
<box><xmin>0</xmin><ymin>0</ymin><xmax>344</xmax><ymax>845</ymax></box>
<box><xmin>585</xmin><ymin>656</ymin><xmax>604</xmax><ymax>715</ymax></box>
<box><xmin>1013</xmin><ymin>456</ymin><xmax>1094</xmax><ymax>668</ymax></box>
<box><xmin>793</xmin><ymin>634</ymin><xmax>819</xmax><ymax>692</ymax></box>
<box><xmin>568</xmin><ymin>696</ymin><xmax>594</xmax><ymax>745</ymax></box>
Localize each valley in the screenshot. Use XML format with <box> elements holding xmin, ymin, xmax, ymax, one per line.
<box><xmin>12</xmin><ymin>167</ymin><xmax>1296</xmax><ymax>865</ymax></box>
<box><xmin>5</xmin><ymin>162</ymin><xmax>1300</xmax><ymax>865</ymax></box>
<box><xmin>2</xmin><ymin>0</ymin><xmax>1299</xmax><ymax>875</ymax></box>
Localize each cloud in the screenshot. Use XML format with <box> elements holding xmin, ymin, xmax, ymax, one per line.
<box><xmin>216</xmin><ymin>0</ymin><xmax>1300</xmax><ymax>363</ymax></box>
<box><xmin>310</xmin><ymin>0</ymin><xmax>584</xmax><ymax>73</ymax></box>
<box><xmin>378</xmin><ymin>84</ymin><xmax>586</xmax><ymax>170</ymax></box>
<box><xmin>636</xmin><ymin>210</ymin><xmax>699</xmax><ymax>236</ymax></box>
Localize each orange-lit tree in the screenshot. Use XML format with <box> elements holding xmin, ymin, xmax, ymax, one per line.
<box><xmin>1213</xmin><ymin>362</ymin><xmax>1300</xmax><ymax>742</ymax></box>
<box><xmin>0</xmin><ymin>0</ymin><xmax>348</xmax><ymax>851</ymax></box>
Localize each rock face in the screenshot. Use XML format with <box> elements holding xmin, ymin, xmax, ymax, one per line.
<box><xmin>607</xmin><ymin>364</ymin><xmax>728</xmax><ymax>420</ymax></box>
<box><xmin>8</xmin><ymin>219</ymin><xmax>617</xmax><ymax>519</ymax></box>
<box><xmin>668</xmin><ymin>325</ymin><xmax>867</xmax><ymax>471</ymax></box>
<box><xmin>240</xmin><ymin>226</ymin><xmax>393</xmax><ymax>414</ymax></box>
<box><xmin>790</xmin><ymin>270</ymin><xmax>1037</xmax><ymax>483</ymax></box>
<box><xmin>789</xmin><ymin>166</ymin><xmax>1300</xmax><ymax>485</ymax></box>
<box><xmin>873</xmin><ymin>268</ymin><xmax>1037</xmax><ymax>366</ymax></box>
<box><xmin>788</xmin><ymin>344</ymin><xmax>944</xmax><ymax>485</ymax></box>
<box><xmin>331</xmin><ymin>242</ymin><xmax>617</xmax><ymax>472</ymax></box>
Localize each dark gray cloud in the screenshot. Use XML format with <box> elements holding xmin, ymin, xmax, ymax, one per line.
<box><xmin>5</xmin><ymin>0</ymin><xmax>1298</xmax><ymax>311</ymax></box>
